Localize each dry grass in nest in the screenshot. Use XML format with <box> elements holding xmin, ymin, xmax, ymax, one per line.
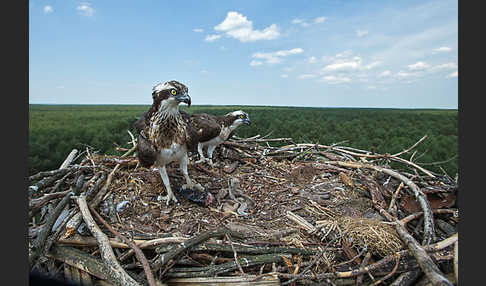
<box><xmin>338</xmin><ymin>216</ymin><xmax>403</xmax><ymax>257</ymax></box>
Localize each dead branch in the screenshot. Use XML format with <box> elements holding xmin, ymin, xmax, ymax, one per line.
<box><xmin>392</xmin><ymin>135</ymin><xmax>428</xmax><ymax>157</ymax></box>
<box><xmin>76</xmin><ymin>194</ymin><xmax>141</xmax><ymax>286</ymax></box>
<box><xmin>166</xmin><ymin>254</ymin><xmax>287</xmax><ymax>278</ymax></box>
<box><xmin>389</xmin><ymin>269</ymin><xmax>422</xmax><ymax>286</ymax></box>
<box><xmin>394</xmin><ymin>220</ymin><xmax>453</xmax><ymax>286</ymax></box>
<box><xmin>59</xmin><ymin>149</ymin><xmax>78</xmax><ymax>169</ymax></box>
<box><xmin>88</xmin><ymin>204</ymin><xmax>157</xmax><ymax>286</ymax></box>
<box><xmin>152</xmin><ymin>227</ymin><xmax>245</xmax><ymax>273</ymax></box>
<box><xmin>31</xmin><ymin>175</ymin><xmax>85</xmax><ymax>268</ymax></box>
<box><xmin>65</xmin><ymin>165</ymin><xmax>119</xmax><ymax>238</ymax></box>
<box><xmin>49</xmin><ymin>245</ymin><xmax>109</xmax><ymax>280</ymax></box>
<box><xmin>326</xmin><ymin>160</ymin><xmax>436</xmax><ymax>245</ymax></box>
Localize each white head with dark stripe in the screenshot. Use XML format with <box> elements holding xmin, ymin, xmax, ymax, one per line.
<box><xmin>226</xmin><ymin>110</ymin><xmax>251</xmax><ymax>128</ymax></box>
<box><xmin>151</xmin><ymin>80</ymin><xmax>191</xmax><ymax>113</ymax></box>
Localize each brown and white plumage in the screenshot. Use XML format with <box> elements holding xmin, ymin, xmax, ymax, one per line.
<box><xmin>185</xmin><ymin>110</ymin><xmax>251</xmax><ymax>166</ymax></box>
<box><xmin>133</xmin><ymin>80</ymin><xmax>204</xmax><ymax>205</ymax></box>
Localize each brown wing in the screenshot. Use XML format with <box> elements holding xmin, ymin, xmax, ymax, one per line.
<box><xmin>133</xmin><ymin>111</ymin><xmax>149</xmax><ymax>134</ymax></box>
<box><xmin>189</xmin><ymin>113</ymin><xmax>222</xmax><ymax>143</ymax></box>
<box><xmin>133</xmin><ymin>111</ymin><xmax>157</xmax><ymax>167</ymax></box>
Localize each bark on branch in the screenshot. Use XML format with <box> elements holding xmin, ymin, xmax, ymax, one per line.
<box><xmin>76</xmin><ymin>194</ymin><xmax>141</xmax><ymax>286</ymax></box>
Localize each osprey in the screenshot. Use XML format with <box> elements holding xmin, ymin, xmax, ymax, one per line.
<box><xmin>133</xmin><ymin>80</ymin><xmax>205</xmax><ymax>205</ymax></box>
<box><xmin>185</xmin><ymin>110</ymin><xmax>251</xmax><ymax>166</ymax></box>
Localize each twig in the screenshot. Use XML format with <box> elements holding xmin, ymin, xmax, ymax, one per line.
<box><xmin>326</xmin><ymin>160</ymin><xmax>436</xmax><ymax>245</ymax></box>
<box><xmin>59</xmin><ymin>149</ymin><xmax>78</xmax><ymax>169</ymax></box>
<box><xmin>152</xmin><ymin>227</ymin><xmax>244</xmax><ymax>273</ymax></box>
<box><xmin>356</xmin><ymin>252</ymin><xmax>371</xmax><ymax>285</ymax></box>
<box><xmin>226</xmin><ymin>233</ymin><xmax>246</xmax><ymax>275</ymax></box>
<box><xmin>65</xmin><ymin>165</ymin><xmax>119</xmax><ymax>238</ymax></box>
<box><xmin>31</xmin><ymin>175</ymin><xmax>85</xmax><ymax>268</ymax></box>
<box><xmin>392</xmin><ymin>135</ymin><xmax>428</xmax><ymax>157</ymax></box>
<box><xmin>276</xmin><ymin>233</ymin><xmax>456</xmax><ymax>282</ymax></box>
<box><xmin>76</xmin><ymin>194</ymin><xmax>140</xmax><ymax>286</ymax></box>
<box><xmin>88</xmin><ymin>204</ymin><xmax>157</xmax><ymax>286</ymax></box>
<box><xmin>371</xmin><ymin>253</ymin><xmax>400</xmax><ymax>285</ymax></box>
<box><xmin>281</xmin><ymin>232</ymin><xmax>345</xmax><ymax>285</ymax></box>
<box><xmin>400</xmin><ymin>209</ymin><xmax>457</xmax><ymax>225</ymax></box>
<box><xmin>389</xmin><ymin>269</ymin><xmax>421</xmax><ymax>286</ymax></box>
<box><xmin>379</xmin><ymin>209</ymin><xmax>453</xmax><ymax>286</ymax></box>
<box><xmin>388</xmin><ymin>182</ymin><xmax>404</xmax><ymax>215</ymax></box>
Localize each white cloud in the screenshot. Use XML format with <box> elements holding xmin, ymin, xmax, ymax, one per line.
<box><xmin>430</xmin><ymin>62</ymin><xmax>457</xmax><ymax>71</ymax></box>
<box><xmin>321</xmin><ymin>75</ymin><xmax>351</xmax><ymax>84</ymax></box>
<box><xmin>291</xmin><ymin>18</ymin><xmax>309</xmax><ymax>27</ymax></box>
<box><xmin>251</xmin><ymin>48</ymin><xmax>304</xmax><ymax>65</ymax></box>
<box><xmin>408</xmin><ymin>61</ymin><xmax>429</xmax><ymax>71</ymax></box>
<box><xmin>283</xmin><ymin>67</ymin><xmax>294</xmax><ymax>72</ymax></box>
<box><xmin>205</xmin><ymin>34</ymin><xmax>221</xmax><ymax>42</ymax></box>
<box><xmin>291</xmin><ymin>18</ymin><xmax>303</xmax><ymax>24</ymax></box>
<box><xmin>56</xmin><ymin>85</ymin><xmax>65</xmax><ymax>89</ymax></box>
<box><xmin>356</xmin><ymin>29</ymin><xmax>369</xmax><ymax>37</ymax></box>
<box><xmin>363</xmin><ymin>61</ymin><xmax>381</xmax><ymax>70</ymax></box>
<box><xmin>322</xmin><ymin>50</ymin><xmax>352</xmax><ymax>62</ymax></box>
<box><xmin>446</xmin><ymin>71</ymin><xmax>458</xmax><ymax>78</ymax></box>
<box><xmin>299</xmin><ymin>74</ymin><xmax>318</xmax><ymax>79</ymax></box>
<box><xmin>322</xmin><ymin>56</ymin><xmax>362</xmax><ymax>72</ymax></box>
<box><xmin>192</xmin><ymin>28</ymin><xmax>204</xmax><ymax>33</ymax></box>
<box><xmin>379</xmin><ymin>70</ymin><xmax>392</xmax><ymax>77</ymax></box>
<box><xmin>43</xmin><ymin>5</ymin><xmax>53</xmax><ymax>13</ymax></box>
<box><xmin>323</xmin><ymin>61</ymin><xmax>360</xmax><ymax>71</ymax></box>
<box><xmin>77</xmin><ymin>2</ymin><xmax>95</xmax><ymax>16</ymax></box>
<box><xmin>308</xmin><ymin>56</ymin><xmax>318</xmax><ymax>64</ymax></box>
<box><xmin>249</xmin><ymin>60</ymin><xmax>263</xmax><ymax>66</ymax></box>
<box><xmin>214</xmin><ymin>11</ymin><xmax>280</xmax><ymax>42</ymax></box>
<box><xmin>281</xmin><ymin>74</ymin><xmax>289</xmax><ymax>78</ymax></box>
<box><xmin>396</xmin><ymin>71</ymin><xmax>415</xmax><ymax>78</ymax></box>
<box><xmin>433</xmin><ymin>46</ymin><xmax>452</xmax><ymax>53</ymax></box>
<box><xmin>314</xmin><ymin>16</ymin><xmax>327</xmax><ymax>23</ymax></box>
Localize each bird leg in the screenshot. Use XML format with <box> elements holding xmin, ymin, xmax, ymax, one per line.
<box><xmin>206</xmin><ymin>145</ymin><xmax>217</xmax><ymax>167</ymax></box>
<box><xmin>181</xmin><ymin>154</ymin><xmax>204</xmax><ymax>191</ymax></box>
<box><xmin>157</xmin><ymin>166</ymin><xmax>178</xmax><ymax>205</ymax></box>
<box><xmin>195</xmin><ymin>143</ymin><xmax>209</xmax><ymax>164</ymax></box>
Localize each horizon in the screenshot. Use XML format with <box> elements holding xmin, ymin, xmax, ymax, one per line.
<box><xmin>28</xmin><ymin>103</ymin><xmax>458</xmax><ymax>111</ymax></box>
<box><xmin>29</xmin><ymin>0</ymin><xmax>458</xmax><ymax>109</ymax></box>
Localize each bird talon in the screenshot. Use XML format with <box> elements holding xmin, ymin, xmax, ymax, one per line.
<box><xmin>195</xmin><ymin>158</ymin><xmax>210</xmax><ymax>165</ymax></box>
<box><xmin>183</xmin><ymin>183</ymin><xmax>205</xmax><ymax>192</ymax></box>
<box><xmin>157</xmin><ymin>193</ymin><xmax>178</xmax><ymax>205</ymax></box>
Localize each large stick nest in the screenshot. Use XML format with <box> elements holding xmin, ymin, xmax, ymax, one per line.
<box><xmin>28</xmin><ymin>134</ymin><xmax>459</xmax><ymax>285</ymax></box>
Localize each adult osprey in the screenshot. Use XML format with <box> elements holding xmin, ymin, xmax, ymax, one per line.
<box><xmin>186</xmin><ymin>110</ymin><xmax>251</xmax><ymax>166</ymax></box>
<box><xmin>133</xmin><ymin>80</ymin><xmax>204</xmax><ymax>205</ymax></box>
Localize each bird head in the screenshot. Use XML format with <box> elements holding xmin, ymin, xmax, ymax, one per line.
<box><xmin>151</xmin><ymin>80</ymin><xmax>192</xmax><ymax>109</ymax></box>
<box><xmin>227</xmin><ymin>110</ymin><xmax>251</xmax><ymax>127</ymax></box>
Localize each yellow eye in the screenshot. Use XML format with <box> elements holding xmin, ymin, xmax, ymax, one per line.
<box><xmin>171</xmin><ymin>90</ymin><xmax>177</xmax><ymax>95</ymax></box>
<box><xmin>239</xmin><ymin>115</ymin><xmax>245</xmax><ymax>119</ymax></box>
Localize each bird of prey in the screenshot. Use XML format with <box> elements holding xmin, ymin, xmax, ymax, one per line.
<box><xmin>185</xmin><ymin>110</ymin><xmax>251</xmax><ymax>166</ymax></box>
<box><xmin>133</xmin><ymin>80</ymin><xmax>204</xmax><ymax>205</ymax></box>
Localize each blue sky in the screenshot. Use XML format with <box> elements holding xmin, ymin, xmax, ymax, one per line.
<box><xmin>29</xmin><ymin>0</ymin><xmax>458</xmax><ymax>108</ymax></box>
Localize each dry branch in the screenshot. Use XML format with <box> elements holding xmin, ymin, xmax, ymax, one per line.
<box><xmin>88</xmin><ymin>204</ymin><xmax>157</xmax><ymax>286</ymax></box>
<box><xmin>76</xmin><ymin>194</ymin><xmax>141</xmax><ymax>286</ymax></box>
<box><xmin>152</xmin><ymin>227</ymin><xmax>245</xmax><ymax>273</ymax></box>
<box><xmin>326</xmin><ymin>160</ymin><xmax>436</xmax><ymax>245</ymax></box>
<box><xmin>393</xmin><ymin>220</ymin><xmax>453</xmax><ymax>286</ymax></box>
<box><xmin>59</xmin><ymin>149</ymin><xmax>78</xmax><ymax>169</ymax></box>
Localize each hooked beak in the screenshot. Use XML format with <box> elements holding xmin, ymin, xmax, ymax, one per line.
<box><xmin>175</xmin><ymin>93</ymin><xmax>191</xmax><ymax>107</ymax></box>
<box><xmin>243</xmin><ymin>118</ymin><xmax>251</xmax><ymax>125</ymax></box>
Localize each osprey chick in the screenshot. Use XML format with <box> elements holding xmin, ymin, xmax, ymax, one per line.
<box><xmin>186</xmin><ymin>110</ymin><xmax>251</xmax><ymax>166</ymax></box>
<box><xmin>134</xmin><ymin>80</ymin><xmax>204</xmax><ymax>205</ymax></box>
